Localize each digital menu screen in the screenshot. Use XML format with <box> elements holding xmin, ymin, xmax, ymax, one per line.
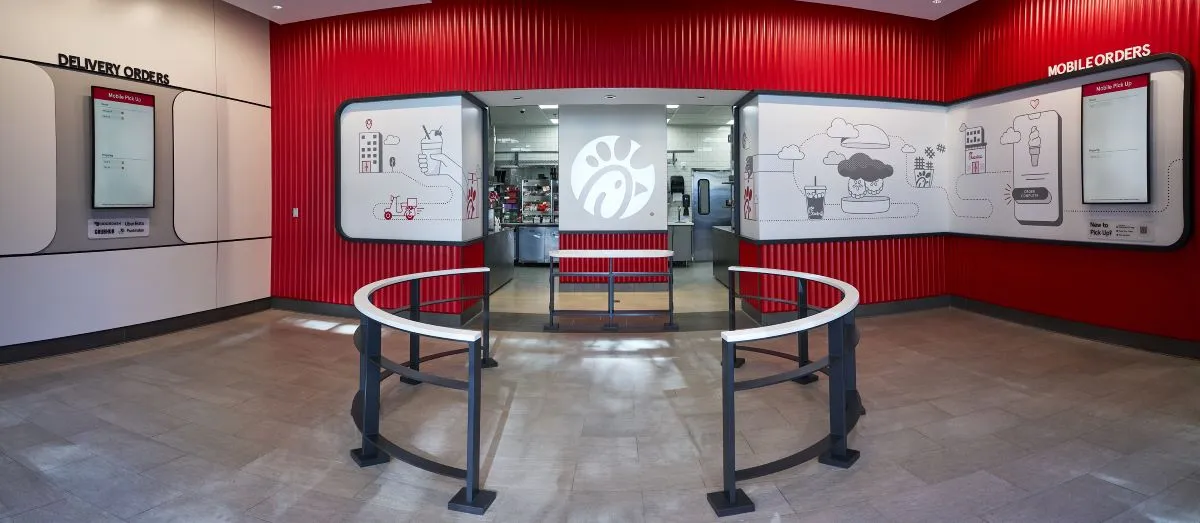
<box><xmin>1081</xmin><ymin>74</ymin><xmax>1150</xmax><ymax>204</ymax></box>
<box><xmin>92</xmin><ymin>86</ymin><xmax>155</xmax><ymax>208</ymax></box>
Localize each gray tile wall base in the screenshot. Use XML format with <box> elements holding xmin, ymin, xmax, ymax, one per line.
<box><xmin>271</xmin><ymin>298</ymin><xmax>482</xmax><ymax>328</ymax></box>
<box><xmin>0</xmin><ymin>298</ymin><xmax>271</xmax><ymax>365</ymax></box>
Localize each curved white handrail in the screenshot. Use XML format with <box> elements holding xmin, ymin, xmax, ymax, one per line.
<box><xmin>549</xmin><ymin>249</ymin><xmax>675</xmax><ymax>258</ymax></box>
<box><xmin>722</xmin><ymin>266</ymin><xmax>860</xmax><ymax>343</ymax></box>
<box><xmin>352</xmin><ymin>267</ymin><xmax>490</xmax><ymax>343</ymax></box>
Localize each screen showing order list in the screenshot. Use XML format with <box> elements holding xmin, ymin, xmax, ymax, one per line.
<box><xmin>93</xmin><ymin>87</ymin><xmax>155</xmax><ymax>208</ymax></box>
<box><xmin>1081</xmin><ymin>74</ymin><xmax>1150</xmax><ymax>204</ymax></box>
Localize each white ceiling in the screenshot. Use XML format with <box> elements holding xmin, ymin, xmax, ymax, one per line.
<box><xmin>226</xmin><ymin>0</ymin><xmax>977</xmax><ymax>25</ymax></box>
<box><xmin>222</xmin><ymin>0</ymin><xmax>429</xmax><ymax>24</ymax></box>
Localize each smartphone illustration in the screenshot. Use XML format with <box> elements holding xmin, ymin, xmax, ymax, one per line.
<box><xmin>1011</xmin><ymin>111</ymin><xmax>1062</xmax><ymax>226</ymax></box>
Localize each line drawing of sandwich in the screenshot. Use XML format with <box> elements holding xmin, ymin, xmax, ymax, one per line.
<box><xmin>1028</xmin><ymin>126</ymin><xmax>1042</xmax><ymax>167</ymax></box>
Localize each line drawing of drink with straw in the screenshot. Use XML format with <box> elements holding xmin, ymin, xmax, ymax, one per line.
<box><xmin>418</xmin><ymin>125</ymin><xmax>443</xmax><ymax>175</ymax></box>
<box><xmin>804</xmin><ymin>177</ymin><xmax>827</xmax><ymax>219</ymax></box>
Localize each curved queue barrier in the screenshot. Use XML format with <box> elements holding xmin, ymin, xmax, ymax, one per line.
<box><xmin>349</xmin><ymin>267</ymin><xmax>499</xmax><ymax>515</ymax></box>
<box><xmin>707</xmin><ymin>266</ymin><xmax>865</xmax><ymax>517</ymax></box>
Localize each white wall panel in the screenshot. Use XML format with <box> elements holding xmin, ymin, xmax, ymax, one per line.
<box><xmin>217</xmin><ymin>238</ymin><xmax>271</xmax><ymax>307</ymax></box>
<box><xmin>0</xmin><ymin>61</ymin><xmax>57</xmax><ymax>255</ymax></box>
<box><xmin>0</xmin><ymin>0</ymin><xmax>218</xmax><ymax>93</ymax></box>
<box><xmin>173</xmin><ymin>92</ymin><xmax>220</xmax><ymax>243</ymax></box>
<box><xmin>0</xmin><ymin>245</ymin><xmax>218</xmax><ymax>346</ymax></box>
<box><xmin>218</xmin><ymin>101</ymin><xmax>272</xmax><ymax>240</ymax></box>
<box><xmin>215</xmin><ymin>0</ymin><xmax>272</xmax><ymax>106</ymax></box>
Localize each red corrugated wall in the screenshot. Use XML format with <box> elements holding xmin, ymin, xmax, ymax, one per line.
<box><xmin>558</xmin><ymin>232</ymin><xmax>668</xmax><ymax>283</ymax></box>
<box><xmin>270</xmin><ymin>0</ymin><xmax>947</xmax><ymax>310</ymax></box>
<box><xmin>940</xmin><ymin>0</ymin><xmax>1200</xmax><ymax>341</ymax></box>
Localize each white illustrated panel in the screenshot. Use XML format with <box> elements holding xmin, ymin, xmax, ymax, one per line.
<box><xmin>173</xmin><ymin>91</ymin><xmax>219</xmax><ymax>243</ymax></box>
<box><xmin>338</xmin><ymin>96</ymin><xmax>478</xmax><ymax>242</ymax></box>
<box><xmin>946</xmin><ymin>60</ymin><xmax>1186</xmax><ymax>247</ymax></box>
<box><xmin>748</xmin><ymin>95</ymin><xmax>950</xmax><ymax>240</ymax></box>
<box><xmin>0</xmin><ymin>60</ymin><xmax>56</xmax><ymax>255</ymax></box>
<box><xmin>460</xmin><ymin>98</ymin><xmax>484</xmax><ymax>241</ymax></box>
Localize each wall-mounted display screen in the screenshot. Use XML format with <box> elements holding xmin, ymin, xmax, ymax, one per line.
<box><xmin>92</xmin><ymin>86</ymin><xmax>155</xmax><ymax>208</ymax></box>
<box><xmin>1081</xmin><ymin>74</ymin><xmax>1151</xmax><ymax>204</ymax></box>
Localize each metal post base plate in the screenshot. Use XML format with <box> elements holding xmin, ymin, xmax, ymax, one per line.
<box><xmin>481</xmin><ymin>358</ymin><xmax>500</xmax><ymax>369</ymax></box>
<box><xmin>706</xmin><ymin>489</ymin><xmax>755</xmax><ymax>517</ymax></box>
<box><xmin>543</xmin><ymin>323</ymin><xmax>560</xmax><ymax>332</ymax></box>
<box><xmin>663</xmin><ymin>322</ymin><xmax>680</xmax><ymax>331</ymax></box>
<box><xmin>791</xmin><ymin>374</ymin><xmax>819</xmax><ymax>385</ymax></box>
<box><xmin>818</xmin><ymin>448</ymin><xmax>861</xmax><ymax>469</ymax></box>
<box><xmin>447</xmin><ymin>487</ymin><xmax>497</xmax><ymax>515</ymax></box>
<box><xmin>349</xmin><ymin>448</ymin><xmax>390</xmax><ymax>467</ymax></box>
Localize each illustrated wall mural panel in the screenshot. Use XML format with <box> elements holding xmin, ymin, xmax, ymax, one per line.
<box><xmin>336</xmin><ymin>95</ymin><xmax>484</xmax><ymax>243</ymax></box>
<box><xmin>741</xmin><ymin>58</ymin><xmax>1189</xmax><ymax>248</ymax></box>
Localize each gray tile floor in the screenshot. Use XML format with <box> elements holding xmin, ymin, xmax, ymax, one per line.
<box><xmin>1</xmin><ymin>295</ymin><xmax>1199</xmax><ymax>521</ymax></box>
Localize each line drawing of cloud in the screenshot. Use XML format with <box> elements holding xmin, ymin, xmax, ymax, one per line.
<box><xmin>959</xmin><ymin>123</ymin><xmax>968</xmax><ymax>132</ymax></box>
<box><xmin>842</xmin><ymin>124</ymin><xmax>890</xmax><ymax>149</ymax></box>
<box><xmin>822</xmin><ymin>151</ymin><xmax>846</xmax><ymax>165</ymax></box>
<box><xmin>383</xmin><ymin>135</ymin><xmax>401</xmax><ymax>145</ymax></box>
<box><xmin>778</xmin><ymin>145</ymin><xmax>805</xmax><ymax>160</ymax></box>
<box><xmin>900</xmin><ymin>144</ymin><xmax>917</xmax><ymax>154</ymax></box>
<box><xmin>826</xmin><ymin>118</ymin><xmax>859</xmax><ymax>139</ymax></box>
<box><xmin>999</xmin><ymin>127</ymin><xmax>1022</xmax><ymax>145</ymax></box>
<box><xmin>837</xmin><ymin>152</ymin><xmax>894</xmax><ymax>181</ymax></box>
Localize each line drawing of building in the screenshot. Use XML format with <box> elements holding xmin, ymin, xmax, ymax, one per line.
<box><xmin>964</xmin><ymin>126</ymin><xmax>986</xmax><ymax>174</ymax></box>
<box><xmin>359</xmin><ymin>132</ymin><xmax>382</xmax><ymax>173</ymax></box>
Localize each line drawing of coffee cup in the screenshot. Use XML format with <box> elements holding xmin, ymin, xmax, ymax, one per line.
<box><xmin>804</xmin><ymin>177</ymin><xmax>827</xmax><ymax>220</ymax></box>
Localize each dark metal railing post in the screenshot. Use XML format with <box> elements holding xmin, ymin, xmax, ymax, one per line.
<box><xmin>448</xmin><ymin>338</ymin><xmax>497</xmax><ymax>514</ymax></box>
<box><xmin>665</xmin><ymin>254</ymin><xmax>678</xmax><ymax>330</ymax></box>
<box><xmin>819</xmin><ymin>313</ymin><xmax>860</xmax><ymax>469</ymax></box>
<box><xmin>400</xmin><ymin>280</ymin><xmax>422</xmax><ymax>385</ymax></box>
<box><xmin>544</xmin><ymin>257</ymin><xmax>558</xmax><ymax>331</ymax></box>
<box><xmin>845</xmin><ymin>310</ymin><xmax>862</xmax><ymax>415</ymax></box>
<box><xmin>350</xmin><ymin>315</ymin><xmax>390</xmax><ymax>467</ymax></box>
<box><xmin>706</xmin><ymin>338</ymin><xmax>754</xmax><ymax>517</ymax></box>
<box><xmin>604</xmin><ymin>257</ymin><xmax>617</xmax><ymax>330</ymax></box>
<box><xmin>793</xmin><ymin>279</ymin><xmax>817</xmax><ymax>384</ymax></box>
<box><xmin>726</xmin><ymin>270</ymin><xmax>745</xmax><ymax>368</ymax></box>
<box><xmin>482</xmin><ymin>272</ymin><xmax>498</xmax><ymax>368</ymax></box>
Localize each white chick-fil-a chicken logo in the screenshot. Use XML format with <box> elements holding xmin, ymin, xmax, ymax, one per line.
<box><xmin>570</xmin><ymin>136</ymin><xmax>655</xmax><ymax>219</ymax></box>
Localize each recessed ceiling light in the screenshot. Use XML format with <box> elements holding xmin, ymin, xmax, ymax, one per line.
<box><xmin>550</xmin><ymin>118</ymin><xmax>559</xmax><ymax>125</ymax></box>
<box><xmin>272</xmin><ymin>4</ymin><xmax>282</xmax><ymax>9</ymax></box>
<box><xmin>604</xmin><ymin>94</ymin><xmax>616</xmax><ymax>100</ymax></box>
<box><xmin>932</xmin><ymin>0</ymin><xmax>942</xmax><ymax>3</ymax></box>
<box><xmin>538</xmin><ymin>104</ymin><xmax>557</xmax><ymax>110</ymax></box>
<box><xmin>726</xmin><ymin>119</ymin><xmax>735</xmax><ymax>125</ymax></box>
<box><xmin>666</xmin><ymin>104</ymin><xmax>679</xmax><ymax>109</ymax></box>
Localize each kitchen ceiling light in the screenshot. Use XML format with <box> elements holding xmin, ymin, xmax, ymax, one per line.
<box><xmin>513</xmin><ymin>96</ymin><xmax>523</xmax><ymax>100</ymax></box>
<box><xmin>726</xmin><ymin>120</ymin><xmax>735</xmax><ymax>125</ymax></box>
<box><xmin>604</xmin><ymin>94</ymin><xmax>616</xmax><ymax>100</ymax></box>
<box><xmin>538</xmin><ymin>104</ymin><xmax>558</xmax><ymax>110</ymax></box>
<box><xmin>272</xmin><ymin>4</ymin><xmax>282</xmax><ymax>9</ymax></box>
<box><xmin>550</xmin><ymin>118</ymin><xmax>559</xmax><ymax>124</ymax></box>
<box><xmin>697</xmin><ymin>95</ymin><xmax>706</xmax><ymax>99</ymax></box>
<box><xmin>666</xmin><ymin>104</ymin><xmax>679</xmax><ymax>109</ymax></box>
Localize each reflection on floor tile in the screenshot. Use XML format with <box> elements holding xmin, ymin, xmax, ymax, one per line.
<box><xmin>0</xmin><ymin>303</ymin><xmax>1195</xmax><ymax>522</ymax></box>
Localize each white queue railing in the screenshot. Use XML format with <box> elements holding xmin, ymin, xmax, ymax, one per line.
<box><xmin>707</xmin><ymin>266</ymin><xmax>864</xmax><ymax>518</ymax></box>
<box><xmin>350</xmin><ymin>267</ymin><xmax>497</xmax><ymax>516</ymax></box>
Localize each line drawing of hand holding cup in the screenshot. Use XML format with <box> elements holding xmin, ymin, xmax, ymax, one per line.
<box><xmin>418</xmin><ymin>125</ymin><xmax>455</xmax><ymax>176</ymax></box>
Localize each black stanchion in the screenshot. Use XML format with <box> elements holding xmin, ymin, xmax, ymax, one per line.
<box><xmin>706</xmin><ymin>339</ymin><xmax>754</xmax><ymax>517</ymax></box>
<box><xmin>726</xmin><ymin>269</ymin><xmax>746</xmax><ymax>368</ymax></box>
<box><xmin>665</xmin><ymin>255</ymin><xmax>679</xmax><ymax>330</ymax></box>
<box><xmin>399</xmin><ymin>280</ymin><xmax>422</xmax><ymax>385</ymax></box>
<box><xmin>544</xmin><ymin>257</ymin><xmax>559</xmax><ymax>331</ymax></box>
<box><xmin>350</xmin><ymin>316</ymin><xmax>390</xmax><ymax>467</ymax></box>
<box><xmin>482</xmin><ymin>272</ymin><xmax>498</xmax><ymax>368</ymax></box>
<box><xmin>819</xmin><ymin>313</ymin><xmax>861</xmax><ymax>468</ymax></box>
<box><xmin>448</xmin><ymin>339</ymin><xmax>497</xmax><ymax>514</ymax></box>
<box><xmin>793</xmin><ymin>279</ymin><xmax>817</xmax><ymax>384</ymax></box>
<box><xmin>603</xmin><ymin>257</ymin><xmax>618</xmax><ymax>331</ymax></box>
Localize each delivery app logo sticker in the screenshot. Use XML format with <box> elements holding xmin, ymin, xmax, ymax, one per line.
<box><xmin>570</xmin><ymin>135</ymin><xmax>655</xmax><ymax>220</ymax></box>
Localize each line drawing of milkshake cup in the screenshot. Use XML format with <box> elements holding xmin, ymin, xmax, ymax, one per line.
<box><xmin>1028</xmin><ymin>126</ymin><xmax>1042</xmax><ymax>167</ymax></box>
<box><xmin>418</xmin><ymin>125</ymin><xmax>443</xmax><ymax>175</ymax></box>
<box><xmin>804</xmin><ymin>177</ymin><xmax>827</xmax><ymax>219</ymax></box>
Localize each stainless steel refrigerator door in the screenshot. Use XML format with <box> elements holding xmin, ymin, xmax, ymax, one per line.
<box><xmin>691</xmin><ymin>170</ymin><xmax>733</xmax><ymax>262</ymax></box>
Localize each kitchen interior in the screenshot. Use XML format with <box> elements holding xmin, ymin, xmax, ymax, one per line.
<box><xmin>488</xmin><ymin>103</ymin><xmax>735</xmax><ymax>269</ymax></box>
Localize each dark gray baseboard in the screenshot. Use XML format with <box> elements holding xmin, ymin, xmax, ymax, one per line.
<box><xmin>560</xmin><ymin>283</ymin><xmax>668</xmax><ymax>292</ymax></box>
<box><xmin>271</xmin><ymin>298</ymin><xmax>482</xmax><ymax>328</ymax></box>
<box><xmin>0</xmin><ymin>298</ymin><xmax>272</xmax><ymax>365</ymax></box>
<box><xmin>950</xmin><ymin>297</ymin><xmax>1200</xmax><ymax>359</ymax></box>
<box><xmin>741</xmin><ymin>296</ymin><xmax>952</xmax><ymax>326</ymax></box>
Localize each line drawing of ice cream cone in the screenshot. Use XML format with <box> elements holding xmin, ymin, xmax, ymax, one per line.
<box><xmin>1028</xmin><ymin>126</ymin><xmax>1042</xmax><ymax>167</ymax></box>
